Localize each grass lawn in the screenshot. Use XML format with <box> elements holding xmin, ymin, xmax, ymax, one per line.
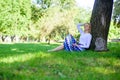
<box><xmin>0</xmin><ymin>42</ymin><xmax>120</xmax><ymax>80</ymax></box>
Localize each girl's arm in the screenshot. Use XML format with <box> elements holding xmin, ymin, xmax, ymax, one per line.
<box><xmin>77</xmin><ymin>23</ymin><xmax>84</xmax><ymax>34</ymax></box>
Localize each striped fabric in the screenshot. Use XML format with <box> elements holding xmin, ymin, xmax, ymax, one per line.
<box><xmin>63</xmin><ymin>34</ymin><xmax>85</xmax><ymax>51</ymax></box>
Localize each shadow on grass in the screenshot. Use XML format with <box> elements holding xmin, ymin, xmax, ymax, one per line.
<box><xmin>0</xmin><ymin>42</ymin><xmax>120</xmax><ymax>58</ymax></box>
<box><xmin>0</xmin><ymin>43</ymin><xmax>59</xmax><ymax>58</ymax></box>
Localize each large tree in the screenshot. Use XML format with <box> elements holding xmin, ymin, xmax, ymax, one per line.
<box><xmin>90</xmin><ymin>0</ymin><xmax>113</xmax><ymax>51</ymax></box>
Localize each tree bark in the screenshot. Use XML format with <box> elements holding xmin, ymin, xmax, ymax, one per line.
<box><xmin>90</xmin><ymin>0</ymin><xmax>113</xmax><ymax>51</ymax></box>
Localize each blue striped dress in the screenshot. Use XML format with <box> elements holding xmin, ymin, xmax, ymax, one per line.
<box><xmin>63</xmin><ymin>34</ymin><xmax>85</xmax><ymax>51</ymax></box>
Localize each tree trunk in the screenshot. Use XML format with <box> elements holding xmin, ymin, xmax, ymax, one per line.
<box><xmin>90</xmin><ymin>0</ymin><xmax>113</xmax><ymax>51</ymax></box>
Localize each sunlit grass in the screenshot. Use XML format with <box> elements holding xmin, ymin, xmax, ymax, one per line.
<box><xmin>90</xmin><ymin>67</ymin><xmax>115</xmax><ymax>74</ymax></box>
<box><xmin>0</xmin><ymin>42</ymin><xmax>120</xmax><ymax>80</ymax></box>
<box><xmin>0</xmin><ymin>53</ymin><xmax>51</xmax><ymax>63</ymax></box>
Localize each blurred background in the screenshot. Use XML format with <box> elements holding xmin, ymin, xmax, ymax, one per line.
<box><xmin>0</xmin><ymin>0</ymin><xmax>119</xmax><ymax>43</ymax></box>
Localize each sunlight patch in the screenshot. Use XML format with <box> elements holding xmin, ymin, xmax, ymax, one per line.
<box><xmin>89</xmin><ymin>67</ymin><xmax>115</xmax><ymax>75</ymax></box>
<box><xmin>11</xmin><ymin>48</ymin><xmax>17</xmax><ymax>51</ymax></box>
<box><xmin>0</xmin><ymin>53</ymin><xmax>51</xmax><ymax>63</ymax></box>
<box><xmin>97</xmin><ymin>57</ymin><xmax>120</xmax><ymax>67</ymax></box>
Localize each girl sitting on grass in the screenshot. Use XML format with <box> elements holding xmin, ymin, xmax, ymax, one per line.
<box><xmin>48</xmin><ymin>23</ymin><xmax>92</xmax><ymax>52</ymax></box>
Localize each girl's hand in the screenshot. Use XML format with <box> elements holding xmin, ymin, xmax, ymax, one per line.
<box><xmin>72</xmin><ymin>43</ymin><xmax>78</xmax><ymax>46</ymax></box>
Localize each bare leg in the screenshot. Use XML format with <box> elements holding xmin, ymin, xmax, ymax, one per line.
<box><xmin>48</xmin><ymin>45</ymin><xmax>64</xmax><ymax>52</ymax></box>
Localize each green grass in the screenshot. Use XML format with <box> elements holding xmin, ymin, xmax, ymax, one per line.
<box><xmin>0</xmin><ymin>42</ymin><xmax>120</xmax><ymax>80</ymax></box>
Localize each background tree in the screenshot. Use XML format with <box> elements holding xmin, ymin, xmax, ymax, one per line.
<box><xmin>113</xmin><ymin>0</ymin><xmax>120</xmax><ymax>28</ymax></box>
<box><xmin>90</xmin><ymin>0</ymin><xmax>113</xmax><ymax>51</ymax></box>
<box><xmin>0</xmin><ymin>0</ymin><xmax>93</xmax><ymax>43</ymax></box>
<box><xmin>108</xmin><ymin>0</ymin><xmax>120</xmax><ymax>40</ymax></box>
<box><xmin>0</xmin><ymin>0</ymin><xmax>31</xmax><ymax>42</ymax></box>
<box><xmin>31</xmin><ymin>0</ymin><xmax>91</xmax><ymax>43</ymax></box>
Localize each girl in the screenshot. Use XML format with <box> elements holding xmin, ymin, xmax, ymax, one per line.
<box><xmin>48</xmin><ymin>23</ymin><xmax>92</xmax><ymax>52</ymax></box>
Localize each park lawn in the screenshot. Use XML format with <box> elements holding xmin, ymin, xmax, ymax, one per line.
<box><xmin>0</xmin><ymin>42</ymin><xmax>120</xmax><ymax>80</ymax></box>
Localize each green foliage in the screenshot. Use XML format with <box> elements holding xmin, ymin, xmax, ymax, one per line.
<box><xmin>108</xmin><ymin>21</ymin><xmax>120</xmax><ymax>39</ymax></box>
<box><xmin>113</xmin><ymin>0</ymin><xmax>120</xmax><ymax>27</ymax></box>
<box><xmin>0</xmin><ymin>42</ymin><xmax>120</xmax><ymax>79</ymax></box>
<box><xmin>31</xmin><ymin>0</ymin><xmax>92</xmax><ymax>42</ymax></box>
<box><xmin>0</xmin><ymin>0</ymin><xmax>31</xmax><ymax>36</ymax></box>
<box><xmin>0</xmin><ymin>0</ymin><xmax>93</xmax><ymax>42</ymax></box>
<box><xmin>0</xmin><ymin>0</ymin><xmax>119</xmax><ymax>42</ymax></box>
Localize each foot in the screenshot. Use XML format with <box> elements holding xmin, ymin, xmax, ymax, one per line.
<box><xmin>47</xmin><ymin>50</ymin><xmax>53</xmax><ymax>52</ymax></box>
